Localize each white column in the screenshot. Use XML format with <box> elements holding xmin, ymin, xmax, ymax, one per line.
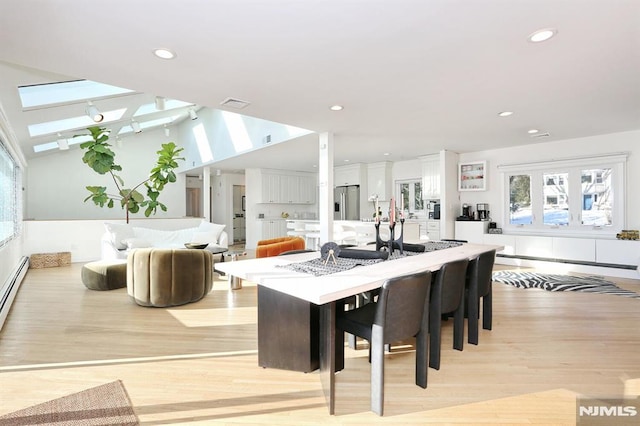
<box><xmin>203</xmin><ymin>166</ymin><xmax>211</xmax><ymax>222</ymax></box>
<box><xmin>318</xmin><ymin>132</ymin><xmax>334</xmax><ymax>245</ymax></box>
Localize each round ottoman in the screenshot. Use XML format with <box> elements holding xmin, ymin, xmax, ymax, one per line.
<box><xmin>127</xmin><ymin>248</ymin><xmax>214</xmax><ymax>307</ymax></box>
<box><xmin>81</xmin><ymin>260</ymin><xmax>128</xmax><ymax>290</ymax></box>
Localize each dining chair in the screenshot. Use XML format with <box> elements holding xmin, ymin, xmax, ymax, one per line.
<box><xmin>466</xmin><ymin>249</ymin><xmax>496</xmax><ymax>345</ymax></box>
<box><xmin>429</xmin><ymin>257</ymin><xmax>469</xmax><ymax>370</ymax></box>
<box><xmin>335</xmin><ymin>270</ymin><xmax>432</xmax><ymax>416</ymax></box>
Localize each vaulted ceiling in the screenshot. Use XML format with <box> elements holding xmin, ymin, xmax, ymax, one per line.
<box><xmin>1</xmin><ymin>1</ymin><xmax>639</xmax><ymax>173</ymax></box>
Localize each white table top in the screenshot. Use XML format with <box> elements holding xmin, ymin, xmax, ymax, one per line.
<box><xmin>215</xmin><ymin>243</ymin><xmax>503</xmax><ymax>305</ymax></box>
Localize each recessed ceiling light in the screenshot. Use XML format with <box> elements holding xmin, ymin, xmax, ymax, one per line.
<box><xmin>344</xmin><ymin>159</ymin><xmax>350</xmax><ymax>162</ymax></box>
<box><xmin>528</xmin><ymin>28</ymin><xmax>557</xmax><ymax>43</ymax></box>
<box><xmin>527</xmin><ymin>129</ymin><xmax>539</xmax><ymax>134</ymax></box>
<box><xmin>498</xmin><ymin>111</ymin><xmax>514</xmax><ymax>117</ymax></box>
<box><xmin>383</xmin><ymin>152</ymin><xmax>390</xmax><ymax>156</ymax></box>
<box><xmin>152</xmin><ymin>48</ymin><xmax>177</xmax><ymax>59</ymax></box>
<box><xmin>330</xmin><ymin>105</ymin><xmax>344</xmax><ymax>111</ymax></box>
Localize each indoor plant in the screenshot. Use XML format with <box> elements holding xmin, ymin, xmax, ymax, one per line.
<box><xmin>78</xmin><ymin>126</ymin><xmax>185</xmax><ymax>223</ymax></box>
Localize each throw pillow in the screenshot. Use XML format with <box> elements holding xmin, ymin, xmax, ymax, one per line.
<box><xmin>122</xmin><ymin>238</ymin><xmax>152</xmax><ymax>249</ymax></box>
<box><xmin>191</xmin><ymin>231</ymin><xmax>218</xmax><ymax>245</ymax></box>
<box><xmin>104</xmin><ymin>223</ymin><xmax>135</xmax><ymax>250</ymax></box>
<box><xmin>198</xmin><ymin>220</ymin><xmax>226</xmax><ymax>242</ymax></box>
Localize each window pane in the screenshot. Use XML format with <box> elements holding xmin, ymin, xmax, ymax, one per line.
<box><xmin>413</xmin><ymin>182</ymin><xmax>423</xmax><ymax>211</ymax></box>
<box><xmin>543</xmin><ymin>172</ymin><xmax>569</xmax><ymax>226</ymax></box>
<box><xmin>582</xmin><ymin>168</ymin><xmax>612</xmax><ymax>226</ymax></box>
<box><xmin>400</xmin><ymin>183</ymin><xmax>410</xmax><ymax>215</ymax></box>
<box><xmin>509</xmin><ymin>175</ymin><xmax>531</xmax><ymax>225</ymax></box>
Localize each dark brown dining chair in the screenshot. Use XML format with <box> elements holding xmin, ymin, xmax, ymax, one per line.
<box><xmin>335</xmin><ymin>270</ymin><xmax>432</xmax><ymax>416</ymax></box>
<box><xmin>466</xmin><ymin>249</ymin><xmax>496</xmax><ymax>345</ymax></box>
<box><xmin>429</xmin><ymin>258</ymin><xmax>469</xmax><ymax>370</ymax></box>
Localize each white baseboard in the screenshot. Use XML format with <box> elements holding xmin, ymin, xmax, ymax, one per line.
<box><xmin>0</xmin><ymin>256</ymin><xmax>29</xmax><ymax>331</ymax></box>
<box><xmin>495</xmin><ymin>256</ymin><xmax>640</xmax><ymax>280</ymax></box>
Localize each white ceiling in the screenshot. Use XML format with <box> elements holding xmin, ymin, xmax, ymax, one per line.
<box><xmin>1</xmin><ymin>0</ymin><xmax>639</xmax><ymax>173</ymax></box>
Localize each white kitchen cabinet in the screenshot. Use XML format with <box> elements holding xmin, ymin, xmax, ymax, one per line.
<box><xmin>426</xmin><ymin>220</ymin><xmax>440</xmax><ymax>241</ymax></box>
<box><xmin>259</xmin><ymin>173</ymin><xmax>281</xmax><ymax>203</ymax></box>
<box><xmin>454</xmin><ymin>221</ymin><xmax>488</xmax><ymax>244</ymax></box>
<box><xmin>553</xmin><ymin>237</ymin><xmax>595</xmax><ymax>262</ymax></box>
<box><xmin>421</xmin><ymin>154</ymin><xmax>440</xmax><ymax>198</ymax></box>
<box><xmin>260</xmin><ymin>219</ymin><xmax>287</xmax><ymax>240</ymax></box>
<box><xmin>595</xmin><ymin>239</ymin><xmax>640</xmax><ymax>266</ymax></box>
<box><xmin>334</xmin><ymin>163</ymin><xmax>364</xmax><ymax>186</ymax></box>
<box><xmin>367</xmin><ymin>162</ymin><xmax>392</xmax><ymax>200</ymax></box>
<box><xmin>279</xmin><ymin>175</ymin><xmax>299</xmax><ymax>203</ymax></box>
<box><xmin>297</xmin><ymin>175</ymin><xmax>317</xmax><ymax>204</ymax></box>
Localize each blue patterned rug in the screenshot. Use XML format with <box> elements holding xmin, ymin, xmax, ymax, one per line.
<box><xmin>492</xmin><ymin>271</ymin><xmax>640</xmax><ymax>299</ymax></box>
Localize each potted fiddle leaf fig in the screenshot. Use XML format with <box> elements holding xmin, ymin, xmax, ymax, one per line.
<box><xmin>77</xmin><ymin>126</ymin><xmax>185</xmax><ymax>223</ymax></box>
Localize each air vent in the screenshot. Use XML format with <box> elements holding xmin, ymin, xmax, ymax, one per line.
<box><xmin>220</xmin><ymin>97</ymin><xmax>251</xmax><ymax>109</ymax></box>
<box><xmin>530</xmin><ymin>132</ymin><xmax>551</xmax><ymax>139</ymax></box>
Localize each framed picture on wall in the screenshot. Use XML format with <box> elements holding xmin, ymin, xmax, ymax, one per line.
<box><xmin>458</xmin><ymin>161</ymin><xmax>487</xmax><ymax>191</ymax></box>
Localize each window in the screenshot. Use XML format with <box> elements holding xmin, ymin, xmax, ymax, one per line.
<box><xmin>397</xmin><ymin>179</ymin><xmax>424</xmax><ymax>216</ymax></box>
<box><xmin>499</xmin><ymin>154</ymin><xmax>626</xmax><ymax>235</ymax></box>
<box><xmin>0</xmin><ymin>139</ymin><xmax>20</xmax><ymax>247</ymax></box>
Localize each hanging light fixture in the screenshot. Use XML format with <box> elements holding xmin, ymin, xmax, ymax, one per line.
<box><xmin>155</xmin><ymin>96</ymin><xmax>166</xmax><ymax>110</ymax></box>
<box><xmin>86</xmin><ymin>101</ymin><xmax>104</xmax><ymax>122</ymax></box>
<box><xmin>189</xmin><ymin>109</ymin><xmax>198</xmax><ymax>120</ymax></box>
<box><xmin>131</xmin><ymin>120</ymin><xmax>142</xmax><ymax>133</ymax></box>
<box><xmin>56</xmin><ymin>133</ymin><xmax>69</xmax><ymax>150</ymax></box>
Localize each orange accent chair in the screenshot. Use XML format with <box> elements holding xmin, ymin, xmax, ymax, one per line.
<box><xmin>255</xmin><ymin>236</ymin><xmax>306</xmax><ymax>258</ymax></box>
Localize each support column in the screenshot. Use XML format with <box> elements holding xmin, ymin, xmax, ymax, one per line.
<box><xmin>203</xmin><ymin>166</ymin><xmax>211</xmax><ymax>222</ymax></box>
<box><xmin>318</xmin><ymin>133</ymin><xmax>334</xmax><ymax>246</ymax></box>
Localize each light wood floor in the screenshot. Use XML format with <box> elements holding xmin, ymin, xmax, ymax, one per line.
<box><xmin>1</xmin><ymin>259</ymin><xmax>639</xmax><ymax>425</ymax></box>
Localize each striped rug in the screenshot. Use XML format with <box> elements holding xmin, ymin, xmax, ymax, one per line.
<box><xmin>492</xmin><ymin>271</ymin><xmax>640</xmax><ymax>299</ymax></box>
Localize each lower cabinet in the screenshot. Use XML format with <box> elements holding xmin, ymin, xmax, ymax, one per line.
<box><xmin>257</xmin><ymin>286</ymin><xmax>319</xmax><ymax>372</ymax></box>
<box><xmin>260</xmin><ymin>220</ymin><xmax>287</xmax><ymax>240</ymax></box>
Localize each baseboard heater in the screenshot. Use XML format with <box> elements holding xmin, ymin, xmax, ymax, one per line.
<box><xmin>0</xmin><ymin>256</ymin><xmax>29</xmax><ymax>332</ymax></box>
<box><xmin>496</xmin><ymin>253</ymin><xmax>636</xmax><ymax>270</ymax></box>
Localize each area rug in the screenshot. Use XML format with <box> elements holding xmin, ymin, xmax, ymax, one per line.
<box><xmin>492</xmin><ymin>271</ymin><xmax>640</xmax><ymax>299</ymax></box>
<box><xmin>0</xmin><ymin>380</ymin><xmax>139</xmax><ymax>425</ymax></box>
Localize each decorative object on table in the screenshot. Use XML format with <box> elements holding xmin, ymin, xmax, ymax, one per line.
<box><xmin>281</xmin><ymin>211</ymin><xmax>289</xmax><ymax>218</ymax></box>
<box><xmin>375</xmin><ymin>197</ymin><xmax>405</xmax><ymax>255</ymax></box>
<box><xmin>458</xmin><ymin>160</ymin><xmax>487</xmax><ymax>191</ymax></box>
<box><xmin>616</xmin><ymin>229</ymin><xmax>639</xmax><ymax>240</ymax></box>
<box><xmin>184</xmin><ymin>242</ymin><xmax>209</xmax><ymax>249</ymax></box>
<box><xmin>77</xmin><ymin>126</ymin><xmax>185</xmax><ymax>223</ymax></box>
<box><xmin>321</xmin><ymin>242</ymin><xmax>340</xmax><ymax>265</ymax></box>
<box><xmin>488</xmin><ymin>228</ymin><xmax>503</xmax><ymax>234</ymax></box>
<box><xmin>492</xmin><ymin>271</ymin><xmax>640</xmax><ymax>298</ymax></box>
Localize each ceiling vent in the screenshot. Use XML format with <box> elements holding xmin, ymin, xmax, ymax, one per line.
<box><xmin>220</xmin><ymin>97</ymin><xmax>251</xmax><ymax>109</ymax></box>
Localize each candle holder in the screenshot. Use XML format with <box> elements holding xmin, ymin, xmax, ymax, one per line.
<box><xmin>375</xmin><ymin>218</ymin><xmax>405</xmax><ymax>255</ymax></box>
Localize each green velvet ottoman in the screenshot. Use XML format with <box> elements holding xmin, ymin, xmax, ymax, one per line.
<box><xmin>81</xmin><ymin>260</ymin><xmax>128</xmax><ymax>290</ymax></box>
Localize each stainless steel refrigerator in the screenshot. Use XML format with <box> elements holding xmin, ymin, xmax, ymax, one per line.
<box><xmin>334</xmin><ymin>185</ymin><xmax>360</xmax><ymax>220</ymax></box>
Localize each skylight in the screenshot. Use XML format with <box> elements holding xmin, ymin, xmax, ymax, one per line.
<box><xmin>18</xmin><ymin>80</ymin><xmax>135</xmax><ymax>109</ymax></box>
<box><xmin>33</xmin><ymin>134</ymin><xmax>92</xmax><ymax>153</ymax></box>
<box><xmin>134</xmin><ymin>100</ymin><xmax>194</xmax><ymax>116</ymax></box>
<box><xmin>28</xmin><ymin>108</ymin><xmax>127</xmax><ymax>137</ymax></box>
<box><xmin>118</xmin><ymin>115</ymin><xmax>181</xmax><ymax>135</ymax></box>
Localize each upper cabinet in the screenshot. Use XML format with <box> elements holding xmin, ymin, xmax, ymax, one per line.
<box><xmin>421</xmin><ymin>154</ymin><xmax>440</xmax><ymax>198</ymax></box>
<box><xmin>367</xmin><ymin>161</ymin><xmax>392</xmax><ymax>200</ymax></box>
<box><xmin>334</xmin><ymin>163</ymin><xmax>365</xmax><ymax>187</ymax></box>
<box><xmin>259</xmin><ymin>170</ymin><xmax>316</xmax><ymax>204</ymax></box>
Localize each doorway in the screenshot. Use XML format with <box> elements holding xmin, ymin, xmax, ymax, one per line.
<box><xmin>232</xmin><ymin>185</ymin><xmax>246</xmax><ymax>243</ymax></box>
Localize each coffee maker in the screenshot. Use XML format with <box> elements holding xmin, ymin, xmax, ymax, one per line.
<box><xmin>477</xmin><ymin>203</ymin><xmax>489</xmax><ymax>220</ymax></box>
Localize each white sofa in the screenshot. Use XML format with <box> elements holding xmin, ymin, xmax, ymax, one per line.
<box><xmin>101</xmin><ymin>220</ymin><xmax>229</xmax><ymax>260</ymax></box>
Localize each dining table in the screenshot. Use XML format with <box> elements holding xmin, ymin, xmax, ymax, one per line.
<box><xmin>215</xmin><ymin>242</ymin><xmax>503</xmax><ymax>414</ymax></box>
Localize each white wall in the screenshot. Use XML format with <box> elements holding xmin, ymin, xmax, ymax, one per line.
<box><xmin>458</xmin><ymin>130</ymin><xmax>640</xmax><ymax>234</ymax></box>
<box><xmin>25</xmin><ymin>126</ymin><xmax>186</xmax><ymax>220</ymax></box>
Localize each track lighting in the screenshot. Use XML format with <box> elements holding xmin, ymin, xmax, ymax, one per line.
<box><xmin>86</xmin><ymin>102</ymin><xmax>104</xmax><ymax>123</ymax></box>
<box><xmin>56</xmin><ymin>133</ymin><xmax>69</xmax><ymax>150</ymax></box>
<box><xmin>164</xmin><ymin>125</ymin><xmax>170</xmax><ymax>137</ymax></box>
<box><xmin>155</xmin><ymin>96</ymin><xmax>166</xmax><ymax>110</ymax></box>
<box><xmin>131</xmin><ymin>120</ymin><xmax>142</xmax><ymax>133</ymax></box>
<box><xmin>189</xmin><ymin>109</ymin><xmax>198</xmax><ymax>120</ymax></box>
